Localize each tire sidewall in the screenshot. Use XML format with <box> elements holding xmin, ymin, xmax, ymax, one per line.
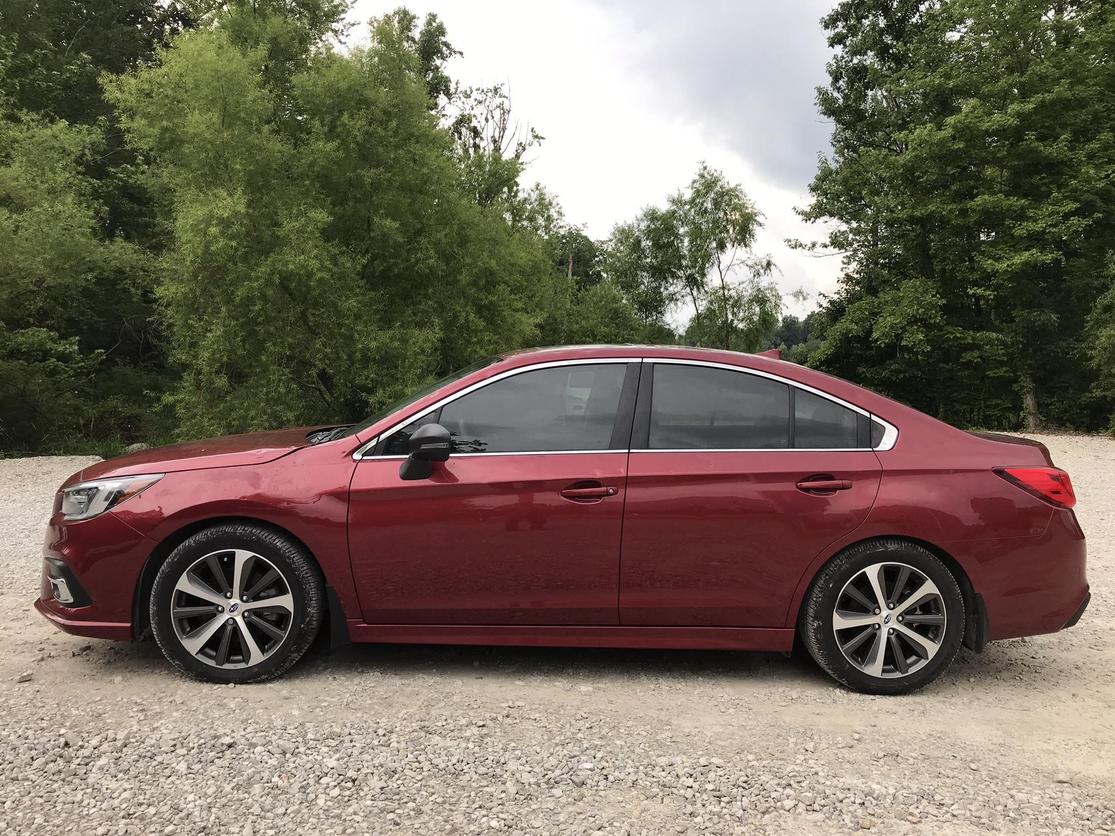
<box><xmin>150</xmin><ymin>525</ymin><xmax>322</xmax><ymax>683</ymax></box>
<box><xmin>802</xmin><ymin>541</ymin><xmax>965</xmax><ymax>695</ymax></box>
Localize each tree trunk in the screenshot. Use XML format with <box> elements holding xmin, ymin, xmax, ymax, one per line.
<box><xmin>1020</xmin><ymin>374</ymin><xmax>1040</xmax><ymax>432</ymax></box>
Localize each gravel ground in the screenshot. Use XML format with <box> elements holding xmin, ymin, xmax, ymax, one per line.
<box><xmin>0</xmin><ymin>436</ymin><xmax>1112</xmax><ymax>835</ymax></box>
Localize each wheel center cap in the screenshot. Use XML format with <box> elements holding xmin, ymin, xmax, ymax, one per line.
<box><xmin>882</xmin><ymin>612</ymin><xmax>892</xmax><ymax>625</ymax></box>
<box><xmin>228</xmin><ymin>602</ymin><xmax>240</xmax><ymax>615</ymax></box>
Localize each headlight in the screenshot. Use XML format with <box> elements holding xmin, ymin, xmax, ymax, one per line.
<box><xmin>60</xmin><ymin>474</ymin><xmax>164</xmax><ymax>521</ymax></box>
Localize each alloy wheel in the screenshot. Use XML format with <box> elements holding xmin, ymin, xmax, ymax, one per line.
<box><xmin>832</xmin><ymin>561</ymin><xmax>947</xmax><ymax>679</ymax></box>
<box><xmin>170</xmin><ymin>549</ymin><xmax>295</xmax><ymax>669</ymax></box>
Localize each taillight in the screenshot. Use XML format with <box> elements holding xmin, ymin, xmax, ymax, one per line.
<box><xmin>994</xmin><ymin>466</ymin><xmax>1076</xmax><ymax>509</ymax></box>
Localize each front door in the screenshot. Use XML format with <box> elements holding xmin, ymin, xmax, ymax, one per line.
<box><xmin>620</xmin><ymin>362</ymin><xmax>882</xmax><ymax>627</ymax></box>
<box><xmin>348</xmin><ymin>361</ymin><xmax>638</xmax><ymax>625</ymax></box>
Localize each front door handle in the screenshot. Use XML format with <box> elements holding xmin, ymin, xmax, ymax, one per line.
<box><xmin>796</xmin><ymin>478</ymin><xmax>852</xmax><ymax>493</ymax></box>
<box><xmin>560</xmin><ymin>484</ymin><xmax>619</xmax><ymax>502</ymax></box>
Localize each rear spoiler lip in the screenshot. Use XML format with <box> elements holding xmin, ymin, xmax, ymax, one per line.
<box><xmin>966</xmin><ymin>431</ymin><xmax>1054</xmax><ymax>467</ymax></box>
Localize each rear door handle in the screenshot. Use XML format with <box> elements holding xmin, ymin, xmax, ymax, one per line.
<box><xmin>796</xmin><ymin>478</ymin><xmax>852</xmax><ymax>493</ymax></box>
<box><xmin>560</xmin><ymin>484</ymin><xmax>619</xmax><ymax>502</ymax></box>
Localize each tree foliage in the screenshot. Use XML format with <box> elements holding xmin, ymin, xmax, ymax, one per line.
<box><xmin>802</xmin><ymin>0</ymin><xmax>1115</xmax><ymax>431</ymax></box>
<box><xmin>606</xmin><ymin>164</ymin><xmax>781</xmax><ymax>350</ymax></box>
<box><xmin>9</xmin><ymin>0</ymin><xmax>1111</xmax><ymax>450</ymax></box>
<box><xmin>102</xmin><ymin>6</ymin><xmax>561</xmax><ymax>437</ymax></box>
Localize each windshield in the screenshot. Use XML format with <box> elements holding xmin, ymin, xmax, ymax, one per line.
<box><xmin>332</xmin><ymin>355</ymin><xmax>501</xmax><ymax>441</ymax></box>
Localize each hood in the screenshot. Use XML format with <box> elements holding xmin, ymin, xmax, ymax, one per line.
<box><xmin>74</xmin><ymin>427</ymin><xmax>323</xmax><ymax>483</ymax></box>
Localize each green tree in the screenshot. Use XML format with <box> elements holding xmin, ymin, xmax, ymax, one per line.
<box><xmin>606</xmin><ymin>164</ymin><xmax>779</xmax><ymax>349</ymax></box>
<box><xmin>802</xmin><ymin>0</ymin><xmax>1115</xmax><ymax>430</ymax></box>
<box><xmin>0</xmin><ymin>114</ymin><xmax>156</xmax><ymax>449</ymax></box>
<box><xmin>106</xmin><ymin>5</ymin><xmax>557</xmax><ymax>437</ymax></box>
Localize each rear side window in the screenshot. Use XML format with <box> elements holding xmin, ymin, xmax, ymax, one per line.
<box><xmin>794</xmin><ymin>389</ymin><xmax>859</xmax><ymax>448</ymax></box>
<box><xmin>649</xmin><ymin>364</ymin><xmax>790</xmax><ymax>449</ymax></box>
<box><xmin>437</xmin><ymin>363</ymin><xmax>627</xmax><ymax>453</ymax></box>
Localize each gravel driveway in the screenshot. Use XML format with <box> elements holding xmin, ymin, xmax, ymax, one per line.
<box><xmin>1</xmin><ymin>435</ymin><xmax>1112</xmax><ymax>835</ymax></box>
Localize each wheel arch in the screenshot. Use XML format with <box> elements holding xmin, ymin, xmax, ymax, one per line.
<box><xmin>790</xmin><ymin>535</ymin><xmax>987</xmax><ymax>652</ymax></box>
<box><xmin>131</xmin><ymin>516</ymin><xmax>350</xmax><ymax>646</ymax></box>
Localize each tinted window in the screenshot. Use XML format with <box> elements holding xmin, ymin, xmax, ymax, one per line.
<box><xmin>649</xmin><ymin>365</ymin><xmax>789</xmax><ymax>449</ymax></box>
<box><xmin>381</xmin><ymin>411</ymin><xmax>438</xmax><ymax>456</ymax></box>
<box><xmin>794</xmin><ymin>389</ymin><xmax>859</xmax><ymax>448</ymax></box>
<box><xmin>434</xmin><ymin>364</ymin><xmax>627</xmax><ymax>453</ymax></box>
<box><xmin>870</xmin><ymin>419</ymin><xmax>886</xmax><ymax>448</ymax></box>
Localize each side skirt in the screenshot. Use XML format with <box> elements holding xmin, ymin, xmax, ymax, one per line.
<box><xmin>346</xmin><ymin>624</ymin><xmax>795</xmax><ymax>652</ymax></box>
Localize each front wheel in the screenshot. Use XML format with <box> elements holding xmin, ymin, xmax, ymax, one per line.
<box><xmin>150</xmin><ymin>523</ymin><xmax>323</xmax><ymax>683</ymax></box>
<box><xmin>800</xmin><ymin>539</ymin><xmax>965</xmax><ymax>695</ymax></box>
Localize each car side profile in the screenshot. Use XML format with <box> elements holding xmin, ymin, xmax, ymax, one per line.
<box><xmin>36</xmin><ymin>345</ymin><xmax>1088</xmax><ymax>694</ymax></box>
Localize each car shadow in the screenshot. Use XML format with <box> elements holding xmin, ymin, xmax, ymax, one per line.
<box><xmin>55</xmin><ymin>625</ymin><xmax>1081</xmax><ymax>697</ymax></box>
<box><xmin>291</xmin><ymin>636</ymin><xmax>832</xmax><ymax>688</ymax></box>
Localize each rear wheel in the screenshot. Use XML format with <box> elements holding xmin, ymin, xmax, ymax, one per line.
<box><xmin>800</xmin><ymin>539</ymin><xmax>965</xmax><ymax>695</ymax></box>
<box><xmin>150</xmin><ymin>523</ymin><xmax>323</xmax><ymax>683</ymax></box>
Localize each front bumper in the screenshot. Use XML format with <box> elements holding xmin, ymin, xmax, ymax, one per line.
<box><xmin>34</xmin><ymin>508</ymin><xmax>151</xmax><ymax>641</ymax></box>
<box><xmin>34</xmin><ymin>597</ymin><xmax>132</xmax><ymax>640</ymax></box>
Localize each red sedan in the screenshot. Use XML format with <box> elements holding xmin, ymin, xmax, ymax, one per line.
<box><xmin>35</xmin><ymin>345</ymin><xmax>1088</xmax><ymax>694</ymax></box>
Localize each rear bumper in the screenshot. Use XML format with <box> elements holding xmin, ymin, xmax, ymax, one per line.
<box><xmin>1062</xmin><ymin>590</ymin><xmax>1090</xmax><ymax>630</ymax></box>
<box><xmin>34</xmin><ymin>597</ymin><xmax>132</xmax><ymax>640</ymax></box>
<box><xmin>958</xmin><ymin>509</ymin><xmax>1088</xmax><ymax>641</ymax></box>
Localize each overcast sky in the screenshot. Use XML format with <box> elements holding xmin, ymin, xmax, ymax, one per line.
<box><xmin>349</xmin><ymin>0</ymin><xmax>840</xmax><ymax>315</ymax></box>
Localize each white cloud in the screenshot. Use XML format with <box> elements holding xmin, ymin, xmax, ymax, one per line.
<box><xmin>347</xmin><ymin>0</ymin><xmax>841</xmax><ymax>315</ymax></box>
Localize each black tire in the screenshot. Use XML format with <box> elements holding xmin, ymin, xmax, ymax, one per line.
<box><xmin>150</xmin><ymin>523</ymin><xmax>323</xmax><ymax>683</ymax></box>
<box><xmin>800</xmin><ymin>539</ymin><xmax>965</xmax><ymax>695</ymax></box>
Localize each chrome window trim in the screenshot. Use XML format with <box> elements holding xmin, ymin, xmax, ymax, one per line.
<box><xmin>631</xmin><ymin>448</ymin><xmax>882</xmax><ymax>454</ymax></box>
<box><xmin>352</xmin><ymin>355</ymin><xmax>898</xmax><ymax>460</ymax></box>
<box><xmin>358</xmin><ymin>450</ymin><xmax>630</xmax><ymax>461</ymax></box>
<box><xmin>352</xmin><ymin>358</ymin><xmax>635</xmax><ymax>460</ymax></box>
<box><xmin>875</xmin><ymin>420</ymin><xmax>899</xmax><ymax>451</ymax></box>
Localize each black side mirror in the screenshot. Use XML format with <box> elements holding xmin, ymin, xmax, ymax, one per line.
<box><xmin>399</xmin><ymin>423</ymin><xmax>451</xmax><ymax>480</ymax></box>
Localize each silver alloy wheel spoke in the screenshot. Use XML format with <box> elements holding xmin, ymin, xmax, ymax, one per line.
<box><xmin>894</xmin><ymin>578</ymin><xmax>941</xmax><ymax>616</ymax></box>
<box><xmin>833</xmin><ymin>610</ymin><xmax>878</xmax><ymax>630</ymax></box>
<box><xmin>832</xmin><ymin>561</ymin><xmax>947</xmax><ymax>680</ymax></box>
<box><xmin>170</xmin><ymin>549</ymin><xmax>294</xmax><ymax>669</ymax></box>
<box><xmin>180</xmin><ymin>613</ymin><xmax>227</xmax><ymax>655</ymax></box>
<box><xmin>840</xmin><ymin>626</ymin><xmax>876</xmax><ymax>655</ymax></box>
<box><xmin>172</xmin><ymin>604</ymin><xmax>218</xmax><ymax>619</ymax></box>
<box><xmin>175</xmin><ymin>575</ymin><xmax>225</xmax><ymax>606</ymax></box>
<box><xmin>862</xmin><ymin>632</ymin><xmax>886</xmax><ymax>678</ymax></box>
<box><xmin>894</xmin><ymin>622</ymin><xmax>937</xmax><ymax>657</ymax></box>
<box><xmin>241</xmin><ymin>593</ymin><xmax>293</xmax><ymax>613</ymax></box>
<box><xmin>903</xmin><ymin>612</ymin><xmax>945</xmax><ymax>626</ymax></box>
<box><xmin>214</xmin><ymin>621</ymin><xmax>235</xmax><ymax>667</ymax></box>
<box><xmin>887</xmin><ymin>633</ymin><xmax>909</xmax><ymax>674</ymax></box>
<box><xmin>206</xmin><ymin>554</ymin><xmax>231</xmax><ymax>595</ymax></box>
<box><xmin>230</xmin><ymin>550</ymin><xmax>255</xmax><ymax>601</ymax></box>
<box><xmin>237</xmin><ymin>619</ymin><xmax>265</xmax><ymax>666</ymax></box>
<box><xmin>864</xmin><ymin>565</ymin><xmax>887</xmax><ymax>612</ymax></box>
<box><xmin>248</xmin><ymin>615</ymin><xmax>287</xmax><ymax>642</ymax></box>
<box><xmin>843</xmin><ymin>585</ymin><xmax>876</xmax><ymax>611</ymax></box>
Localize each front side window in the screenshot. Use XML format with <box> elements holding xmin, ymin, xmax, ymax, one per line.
<box><xmin>381</xmin><ymin>363</ymin><xmax>628</xmax><ymax>455</ymax></box>
<box><xmin>649</xmin><ymin>364</ymin><xmax>790</xmax><ymax>449</ymax></box>
<box><xmin>381</xmin><ymin>411</ymin><xmax>439</xmax><ymax>456</ymax></box>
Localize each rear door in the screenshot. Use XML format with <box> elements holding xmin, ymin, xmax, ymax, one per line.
<box><xmin>348</xmin><ymin>360</ymin><xmax>639</xmax><ymax>625</ymax></box>
<box><xmin>620</xmin><ymin>360</ymin><xmax>882</xmax><ymax>627</ymax></box>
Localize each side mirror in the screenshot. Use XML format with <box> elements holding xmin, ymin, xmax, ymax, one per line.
<box><xmin>400</xmin><ymin>423</ymin><xmax>451</xmax><ymax>480</ymax></box>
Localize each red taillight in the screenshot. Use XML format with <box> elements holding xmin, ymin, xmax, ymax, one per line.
<box><xmin>994</xmin><ymin>466</ymin><xmax>1077</xmax><ymax>509</ymax></box>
